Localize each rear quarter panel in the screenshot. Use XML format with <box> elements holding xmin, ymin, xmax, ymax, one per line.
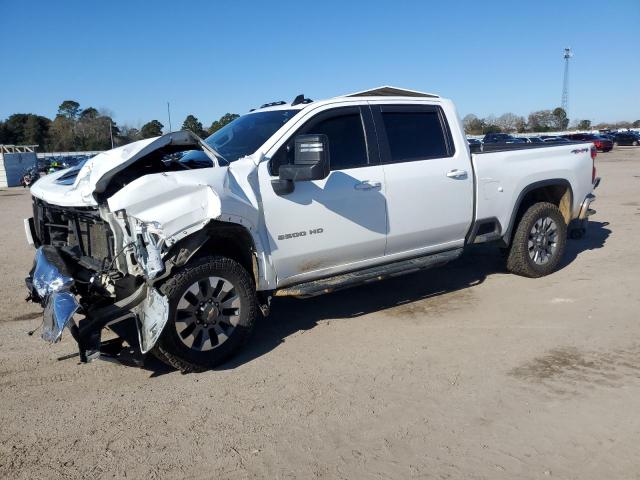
<box><xmin>472</xmin><ymin>143</ymin><xmax>593</xmax><ymax>234</ymax></box>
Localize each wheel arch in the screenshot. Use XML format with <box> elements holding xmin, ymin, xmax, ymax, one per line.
<box><xmin>163</xmin><ymin>220</ymin><xmax>264</xmax><ymax>288</ymax></box>
<box><xmin>503</xmin><ymin>179</ymin><xmax>573</xmax><ymax>246</ymax></box>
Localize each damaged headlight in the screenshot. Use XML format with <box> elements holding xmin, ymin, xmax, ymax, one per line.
<box><xmin>29</xmin><ymin>247</ymin><xmax>80</xmax><ymax>343</ymax></box>
<box><xmin>31</xmin><ymin>248</ymin><xmax>74</xmax><ymax>299</ymax></box>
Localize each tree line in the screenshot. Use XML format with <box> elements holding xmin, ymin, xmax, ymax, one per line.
<box><xmin>463</xmin><ymin>107</ymin><xmax>640</xmax><ymax>135</ymax></box>
<box><xmin>2</xmin><ymin>100</ymin><xmax>638</xmax><ymax>150</ymax></box>
<box><xmin>0</xmin><ymin>100</ymin><xmax>239</xmax><ymax>152</ymax></box>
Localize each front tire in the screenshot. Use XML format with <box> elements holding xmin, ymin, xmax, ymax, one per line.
<box><xmin>152</xmin><ymin>256</ymin><xmax>258</xmax><ymax>372</ymax></box>
<box><xmin>506</xmin><ymin>202</ymin><xmax>567</xmax><ymax>278</ymax></box>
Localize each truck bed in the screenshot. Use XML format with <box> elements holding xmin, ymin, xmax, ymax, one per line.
<box><xmin>470</xmin><ymin>140</ymin><xmax>582</xmax><ymax>154</ymax></box>
<box><xmin>470</xmin><ymin>141</ymin><xmax>594</xmax><ymax>242</ymax></box>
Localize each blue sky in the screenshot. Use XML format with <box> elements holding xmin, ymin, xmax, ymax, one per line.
<box><xmin>1</xmin><ymin>0</ymin><xmax>638</xmax><ymax>128</ymax></box>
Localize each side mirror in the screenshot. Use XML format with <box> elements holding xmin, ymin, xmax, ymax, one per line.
<box><xmin>272</xmin><ymin>134</ymin><xmax>330</xmax><ymax>195</ymax></box>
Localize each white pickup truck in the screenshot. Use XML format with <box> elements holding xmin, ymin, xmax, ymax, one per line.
<box><xmin>25</xmin><ymin>86</ymin><xmax>599</xmax><ymax>371</ymax></box>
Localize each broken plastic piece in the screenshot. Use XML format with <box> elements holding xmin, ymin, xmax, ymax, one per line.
<box><xmin>139</xmin><ymin>222</ymin><xmax>165</xmax><ymax>280</ymax></box>
<box><xmin>42</xmin><ymin>291</ymin><xmax>79</xmax><ymax>343</ymax></box>
<box><xmin>134</xmin><ymin>288</ymin><xmax>169</xmax><ymax>353</ymax></box>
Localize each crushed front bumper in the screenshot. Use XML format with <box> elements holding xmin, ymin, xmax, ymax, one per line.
<box><xmin>25</xmin><ymin>245</ymin><xmax>169</xmax><ymax>363</ymax></box>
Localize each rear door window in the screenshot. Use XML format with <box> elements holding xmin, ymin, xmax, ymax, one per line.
<box><xmin>377</xmin><ymin>106</ymin><xmax>453</xmax><ymax>163</ymax></box>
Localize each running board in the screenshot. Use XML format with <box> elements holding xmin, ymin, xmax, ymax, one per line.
<box><xmin>274</xmin><ymin>248</ymin><xmax>463</xmax><ymax>298</ymax></box>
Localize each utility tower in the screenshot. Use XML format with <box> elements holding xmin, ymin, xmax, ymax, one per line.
<box><xmin>561</xmin><ymin>47</ymin><xmax>572</xmax><ymax>113</ymax></box>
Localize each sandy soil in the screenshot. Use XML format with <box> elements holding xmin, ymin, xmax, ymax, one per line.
<box><xmin>0</xmin><ymin>148</ymin><xmax>639</xmax><ymax>479</ymax></box>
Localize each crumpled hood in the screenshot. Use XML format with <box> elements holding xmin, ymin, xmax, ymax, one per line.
<box><xmin>29</xmin><ymin>128</ymin><xmax>263</xmax><ymax>259</ymax></box>
<box><xmin>30</xmin><ymin>131</ymin><xmax>215</xmax><ymax>207</ymax></box>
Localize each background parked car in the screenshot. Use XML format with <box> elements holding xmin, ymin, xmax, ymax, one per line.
<box><xmin>482</xmin><ymin>133</ymin><xmax>516</xmax><ymax>143</ymax></box>
<box><xmin>520</xmin><ymin>137</ymin><xmax>544</xmax><ymax>143</ymax></box>
<box><xmin>541</xmin><ymin>136</ymin><xmax>570</xmax><ymax>143</ymax></box>
<box><xmin>563</xmin><ymin>133</ymin><xmax>613</xmax><ymax>152</ymax></box>
<box><xmin>610</xmin><ymin>131</ymin><xmax>640</xmax><ymax>146</ymax></box>
<box><xmin>467</xmin><ymin>137</ymin><xmax>482</xmax><ymax>152</ymax></box>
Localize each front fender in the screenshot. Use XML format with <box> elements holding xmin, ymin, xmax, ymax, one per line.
<box><xmin>107</xmin><ymin>171</ymin><xmax>223</xmax><ymax>246</ymax></box>
<box><xmin>105</xmin><ymin>165</ymin><xmax>275</xmax><ymax>290</ymax></box>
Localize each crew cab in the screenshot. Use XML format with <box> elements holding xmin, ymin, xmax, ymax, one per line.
<box><xmin>24</xmin><ymin>86</ymin><xmax>600</xmax><ymax>371</ymax></box>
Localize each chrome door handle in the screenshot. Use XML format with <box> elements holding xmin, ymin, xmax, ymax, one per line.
<box><xmin>446</xmin><ymin>169</ymin><xmax>468</xmax><ymax>179</ymax></box>
<box><xmin>354</xmin><ymin>180</ymin><xmax>382</xmax><ymax>190</ymax></box>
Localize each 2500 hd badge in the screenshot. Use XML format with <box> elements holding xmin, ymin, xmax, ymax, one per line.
<box><xmin>278</xmin><ymin>228</ymin><xmax>324</xmax><ymax>241</ymax></box>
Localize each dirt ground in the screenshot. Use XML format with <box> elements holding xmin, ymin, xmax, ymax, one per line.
<box><xmin>0</xmin><ymin>147</ymin><xmax>639</xmax><ymax>479</ymax></box>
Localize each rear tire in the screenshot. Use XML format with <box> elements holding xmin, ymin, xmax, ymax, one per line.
<box><xmin>152</xmin><ymin>256</ymin><xmax>258</xmax><ymax>372</ymax></box>
<box><xmin>506</xmin><ymin>202</ymin><xmax>567</xmax><ymax>278</ymax></box>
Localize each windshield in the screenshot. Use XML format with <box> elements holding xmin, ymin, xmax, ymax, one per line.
<box><xmin>203</xmin><ymin>109</ymin><xmax>299</xmax><ymax>165</ymax></box>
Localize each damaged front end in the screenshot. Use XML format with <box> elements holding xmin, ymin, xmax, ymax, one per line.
<box><xmin>25</xmin><ymin>231</ymin><xmax>169</xmax><ymax>363</ymax></box>
<box><xmin>23</xmin><ymin>131</ymin><xmax>227</xmax><ymax>363</ymax></box>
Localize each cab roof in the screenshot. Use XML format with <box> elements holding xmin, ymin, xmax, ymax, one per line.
<box><xmin>342</xmin><ymin>86</ymin><xmax>439</xmax><ymax>98</ymax></box>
